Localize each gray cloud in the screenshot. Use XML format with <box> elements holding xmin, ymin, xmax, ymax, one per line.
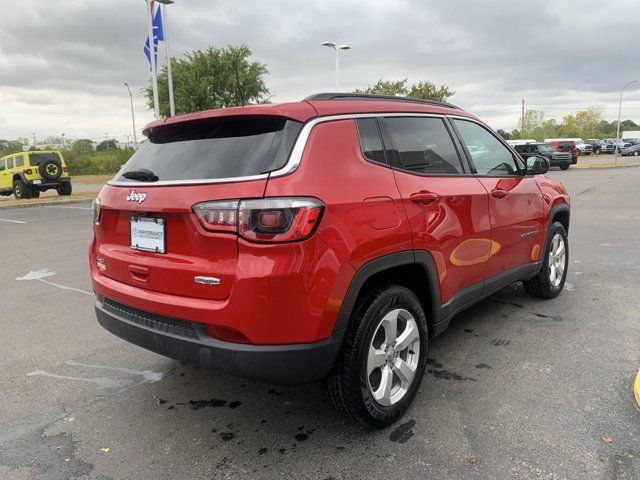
<box><xmin>0</xmin><ymin>0</ymin><xmax>639</xmax><ymax>140</ymax></box>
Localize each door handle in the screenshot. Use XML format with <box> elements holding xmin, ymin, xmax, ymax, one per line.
<box><xmin>491</xmin><ymin>189</ymin><xmax>509</xmax><ymax>199</ymax></box>
<box><xmin>410</xmin><ymin>191</ymin><xmax>440</xmax><ymax>205</ymax></box>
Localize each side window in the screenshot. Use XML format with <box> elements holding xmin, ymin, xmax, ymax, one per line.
<box><xmin>0</xmin><ymin>159</ymin><xmax>5</xmax><ymax>171</ymax></box>
<box><xmin>453</xmin><ymin>119</ymin><xmax>519</xmax><ymax>176</ymax></box>
<box><xmin>7</xmin><ymin>157</ymin><xmax>14</xmax><ymax>169</ymax></box>
<box><xmin>15</xmin><ymin>155</ymin><xmax>24</xmax><ymax>167</ymax></box>
<box><xmin>384</xmin><ymin>117</ymin><xmax>464</xmax><ymax>175</ymax></box>
<box><xmin>355</xmin><ymin>118</ymin><xmax>386</xmax><ymax>165</ymax></box>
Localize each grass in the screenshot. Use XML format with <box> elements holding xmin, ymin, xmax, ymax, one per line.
<box><xmin>72</xmin><ymin>174</ymin><xmax>113</xmax><ymax>185</ymax></box>
<box><xmin>0</xmin><ymin>192</ymin><xmax>98</xmax><ymax>209</ymax></box>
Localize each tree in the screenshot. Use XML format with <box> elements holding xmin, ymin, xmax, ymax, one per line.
<box><xmin>522</xmin><ymin>109</ymin><xmax>545</xmax><ymax>139</ymax></box>
<box><xmin>145</xmin><ymin>45</ymin><xmax>270</xmax><ymax>116</ymax></box>
<box><xmin>354</xmin><ymin>78</ymin><xmax>455</xmax><ymax>102</ymax></box>
<box><xmin>71</xmin><ymin>139</ymin><xmax>94</xmax><ymax>155</ymax></box>
<box><xmin>496</xmin><ymin>129</ymin><xmax>511</xmax><ymax>140</ymax></box>
<box><xmin>559</xmin><ymin>108</ymin><xmax>602</xmax><ymax>138</ymax></box>
<box><xmin>96</xmin><ymin>139</ymin><xmax>119</xmax><ymax>151</ymax></box>
<box><xmin>0</xmin><ymin>139</ymin><xmax>24</xmax><ymax>157</ymax></box>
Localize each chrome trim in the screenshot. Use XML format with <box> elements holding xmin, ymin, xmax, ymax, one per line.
<box><xmin>108</xmin><ymin>112</ymin><xmax>455</xmax><ymax>186</ymax></box>
<box><xmin>194</xmin><ymin>276</ymin><xmax>221</xmax><ymax>286</ymax></box>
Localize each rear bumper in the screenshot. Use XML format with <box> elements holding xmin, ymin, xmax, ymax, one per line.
<box><xmin>94</xmin><ymin>299</ymin><xmax>342</xmax><ymax>385</ymax></box>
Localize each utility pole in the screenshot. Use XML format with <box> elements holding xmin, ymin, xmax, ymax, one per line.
<box><xmin>521</xmin><ymin>98</ymin><xmax>525</xmax><ymax>140</ymax></box>
<box><xmin>105</xmin><ymin>132</ymin><xmax>109</xmax><ymax>151</ymax></box>
<box><xmin>32</xmin><ymin>133</ymin><xmax>36</xmax><ymax>147</ymax></box>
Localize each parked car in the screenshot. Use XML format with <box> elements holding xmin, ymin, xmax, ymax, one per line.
<box><xmin>90</xmin><ymin>93</ymin><xmax>571</xmax><ymax>427</ymax></box>
<box><xmin>545</xmin><ymin>139</ymin><xmax>578</xmax><ymax>164</ymax></box>
<box><xmin>620</xmin><ymin>144</ymin><xmax>640</xmax><ymax>156</ymax></box>
<box><xmin>575</xmin><ymin>141</ymin><xmax>593</xmax><ymax>155</ymax></box>
<box><xmin>514</xmin><ymin>142</ymin><xmax>572</xmax><ymax>170</ymax></box>
<box><xmin>0</xmin><ymin>150</ymin><xmax>72</xmax><ymax>199</ymax></box>
<box><xmin>615</xmin><ymin>140</ymin><xmax>632</xmax><ymax>153</ymax></box>
<box><xmin>621</xmin><ymin>138</ymin><xmax>640</xmax><ymax>146</ymax></box>
<box><xmin>584</xmin><ymin>139</ymin><xmax>614</xmax><ymax>154</ymax></box>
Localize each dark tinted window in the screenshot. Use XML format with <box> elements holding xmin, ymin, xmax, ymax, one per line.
<box><xmin>385</xmin><ymin>117</ymin><xmax>463</xmax><ymax>175</ymax></box>
<box><xmin>15</xmin><ymin>155</ymin><xmax>24</xmax><ymax>167</ymax></box>
<box><xmin>7</xmin><ymin>158</ymin><xmax>13</xmax><ymax>169</ymax></box>
<box><xmin>29</xmin><ymin>152</ymin><xmax>62</xmax><ymax>166</ymax></box>
<box><xmin>115</xmin><ymin>116</ymin><xmax>302</xmax><ymax>182</ymax></box>
<box><xmin>0</xmin><ymin>159</ymin><xmax>5</xmax><ymax>171</ymax></box>
<box><xmin>453</xmin><ymin>119</ymin><xmax>518</xmax><ymax>176</ymax></box>
<box><xmin>355</xmin><ymin>118</ymin><xmax>386</xmax><ymax>164</ymax></box>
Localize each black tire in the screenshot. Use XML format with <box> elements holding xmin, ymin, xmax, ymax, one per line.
<box><xmin>30</xmin><ymin>186</ymin><xmax>40</xmax><ymax>198</ymax></box>
<box><xmin>13</xmin><ymin>180</ymin><xmax>31</xmax><ymax>199</ymax></box>
<box><xmin>560</xmin><ymin>163</ymin><xmax>570</xmax><ymax>170</ymax></box>
<box><xmin>39</xmin><ymin>159</ymin><xmax>63</xmax><ymax>181</ymax></box>
<box><xmin>56</xmin><ymin>182</ymin><xmax>72</xmax><ymax>196</ymax></box>
<box><xmin>523</xmin><ymin>222</ymin><xmax>568</xmax><ymax>299</ymax></box>
<box><xmin>634</xmin><ymin>151</ymin><xmax>639</xmax><ymax>157</ymax></box>
<box><xmin>324</xmin><ymin>285</ymin><xmax>428</xmax><ymax>428</ymax></box>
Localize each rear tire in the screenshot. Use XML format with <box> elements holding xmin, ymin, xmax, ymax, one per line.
<box><xmin>56</xmin><ymin>182</ymin><xmax>72</xmax><ymax>196</ymax></box>
<box><xmin>325</xmin><ymin>285</ymin><xmax>428</xmax><ymax>428</ymax></box>
<box><xmin>30</xmin><ymin>186</ymin><xmax>40</xmax><ymax>198</ymax></box>
<box><xmin>523</xmin><ymin>222</ymin><xmax>568</xmax><ymax>299</ymax></box>
<box><xmin>560</xmin><ymin>163</ymin><xmax>570</xmax><ymax>170</ymax></box>
<box><xmin>13</xmin><ymin>180</ymin><xmax>31</xmax><ymax>199</ymax></box>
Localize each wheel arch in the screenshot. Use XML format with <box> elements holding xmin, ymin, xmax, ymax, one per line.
<box><xmin>12</xmin><ymin>172</ymin><xmax>27</xmax><ymax>184</ymax></box>
<box><xmin>333</xmin><ymin>250</ymin><xmax>442</xmax><ymax>340</ymax></box>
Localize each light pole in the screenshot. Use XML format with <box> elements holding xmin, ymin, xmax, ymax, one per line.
<box><xmin>61</xmin><ymin>133</ymin><xmax>66</xmax><ymax>150</ymax></box>
<box><xmin>321</xmin><ymin>41</ymin><xmax>351</xmax><ymax>91</ymax></box>
<box><xmin>616</xmin><ymin>79</ymin><xmax>638</xmax><ymax>162</ymax></box>
<box><xmin>156</xmin><ymin>0</ymin><xmax>176</xmax><ymax>116</ymax></box>
<box><xmin>124</xmin><ymin>83</ymin><xmax>138</xmax><ymax>147</ymax></box>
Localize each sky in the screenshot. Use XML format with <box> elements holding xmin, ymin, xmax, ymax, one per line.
<box><xmin>1</xmin><ymin>0</ymin><xmax>639</xmax><ymax>143</ymax></box>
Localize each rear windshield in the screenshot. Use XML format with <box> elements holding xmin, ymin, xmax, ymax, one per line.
<box><xmin>115</xmin><ymin>116</ymin><xmax>303</xmax><ymax>182</ymax></box>
<box><xmin>29</xmin><ymin>152</ymin><xmax>61</xmax><ymax>166</ymax></box>
<box><xmin>537</xmin><ymin>144</ymin><xmax>553</xmax><ymax>153</ymax></box>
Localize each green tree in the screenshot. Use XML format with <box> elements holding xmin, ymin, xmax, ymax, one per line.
<box><xmin>0</xmin><ymin>139</ymin><xmax>24</xmax><ymax>157</ymax></box>
<box><xmin>355</xmin><ymin>78</ymin><xmax>455</xmax><ymax>102</ymax></box>
<box><xmin>97</xmin><ymin>139</ymin><xmax>119</xmax><ymax>151</ymax></box>
<box><xmin>146</xmin><ymin>45</ymin><xmax>270</xmax><ymax>116</ymax></box>
<box><xmin>71</xmin><ymin>139</ymin><xmax>94</xmax><ymax>156</ymax></box>
<box><xmin>496</xmin><ymin>129</ymin><xmax>511</xmax><ymax>140</ymax></box>
<box><xmin>559</xmin><ymin>108</ymin><xmax>602</xmax><ymax>138</ymax></box>
<box><xmin>522</xmin><ymin>109</ymin><xmax>545</xmax><ymax>139</ymax></box>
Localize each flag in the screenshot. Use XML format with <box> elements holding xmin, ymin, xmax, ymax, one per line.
<box><xmin>143</xmin><ymin>2</ymin><xmax>164</xmax><ymax>70</ymax></box>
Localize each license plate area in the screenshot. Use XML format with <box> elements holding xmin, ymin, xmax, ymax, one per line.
<box><xmin>130</xmin><ymin>216</ymin><xmax>166</xmax><ymax>254</ymax></box>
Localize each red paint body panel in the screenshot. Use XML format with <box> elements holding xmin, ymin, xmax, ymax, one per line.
<box><xmin>90</xmin><ymin>99</ymin><xmax>570</xmax><ymax>350</ymax></box>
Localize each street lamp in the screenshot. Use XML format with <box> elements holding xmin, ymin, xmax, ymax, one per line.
<box><xmin>156</xmin><ymin>0</ymin><xmax>176</xmax><ymax>117</ymax></box>
<box><xmin>61</xmin><ymin>133</ymin><xmax>66</xmax><ymax>150</ymax></box>
<box><xmin>124</xmin><ymin>83</ymin><xmax>138</xmax><ymax>148</ymax></box>
<box><xmin>321</xmin><ymin>41</ymin><xmax>351</xmax><ymax>91</ymax></box>
<box><xmin>616</xmin><ymin>79</ymin><xmax>638</xmax><ymax>162</ymax></box>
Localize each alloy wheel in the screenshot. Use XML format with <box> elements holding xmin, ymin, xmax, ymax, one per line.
<box><xmin>367</xmin><ymin>308</ymin><xmax>420</xmax><ymax>407</ymax></box>
<box><xmin>548</xmin><ymin>233</ymin><xmax>566</xmax><ymax>287</ymax></box>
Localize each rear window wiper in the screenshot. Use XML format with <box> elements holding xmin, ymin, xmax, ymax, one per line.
<box><xmin>122</xmin><ymin>169</ymin><xmax>159</xmax><ymax>182</ymax></box>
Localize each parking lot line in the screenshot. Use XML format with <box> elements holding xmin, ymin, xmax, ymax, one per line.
<box><xmin>634</xmin><ymin>368</ymin><xmax>640</xmax><ymax>409</ymax></box>
<box><xmin>43</xmin><ymin>205</ymin><xmax>92</xmax><ymax>210</ymax></box>
<box><xmin>0</xmin><ymin>218</ymin><xmax>26</xmax><ymax>224</ymax></box>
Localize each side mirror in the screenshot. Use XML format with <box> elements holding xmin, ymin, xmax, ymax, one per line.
<box><xmin>525</xmin><ymin>155</ymin><xmax>549</xmax><ymax>175</ymax></box>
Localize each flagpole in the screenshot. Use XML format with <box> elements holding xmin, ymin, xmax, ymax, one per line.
<box><xmin>146</xmin><ymin>0</ymin><xmax>160</xmax><ymax>119</ymax></box>
<box><xmin>162</xmin><ymin>4</ymin><xmax>176</xmax><ymax>117</ymax></box>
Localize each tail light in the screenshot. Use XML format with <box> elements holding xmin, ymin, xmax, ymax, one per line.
<box><xmin>193</xmin><ymin>197</ymin><xmax>324</xmax><ymax>243</ymax></box>
<box><xmin>92</xmin><ymin>197</ymin><xmax>102</xmax><ymax>223</ymax></box>
<box><xmin>63</xmin><ymin>167</ymin><xmax>69</xmax><ymax>172</ymax></box>
<box><xmin>23</xmin><ymin>169</ymin><xmax>33</xmax><ymax>175</ymax></box>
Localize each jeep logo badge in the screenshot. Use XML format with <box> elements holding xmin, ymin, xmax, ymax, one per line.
<box><xmin>126</xmin><ymin>191</ymin><xmax>147</xmax><ymax>203</ymax></box>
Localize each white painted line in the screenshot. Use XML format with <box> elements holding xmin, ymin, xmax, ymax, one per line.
<box><xmin>0</xmin><ymin>218</ymin><xmax>26</xmax><ymax>224</ymax></box>
<box><xmin>44</xmin><ymin>205</ymin><xmax>92</xmax><ymax>210</ymax></box>
<box><xmin>65</xmin><ymin>360</ymin><xmax>165</xmax><ymax>382</ymax></box>
<box><xmin>16</xmin><ymin>268</ymin><xmax>93</xmax><ymax>296</ymax></box>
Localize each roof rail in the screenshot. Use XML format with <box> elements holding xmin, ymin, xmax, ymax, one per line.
<box><xmin>303</xmin><ymin>92</ymin><xmax>460</xmax><ymax>110</ymax></box>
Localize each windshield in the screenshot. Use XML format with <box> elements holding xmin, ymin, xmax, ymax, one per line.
<box><xmin>115</xmin><ymin>116</ymin><xmax>303</xmax><ymax>182</ymax></box>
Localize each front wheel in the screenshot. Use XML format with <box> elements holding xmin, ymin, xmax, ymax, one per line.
<box><xmin>560</xmin><ymin>163</ymin><xmax>570</xmax><ymax>170</ymax></box>
<box><xmin>325</xmin><ymin>285</ymin><xmax>428</xmax><ymax>428</ymax></box>
<box><xmin>13</xmin><ymin>180</ymin><xmax>31</xmax><ymax>199</ymax></box>
<box><xmin>523</xmin><ymin>222</ymin><xmax>568</xmax><ymax>299</ymax></box>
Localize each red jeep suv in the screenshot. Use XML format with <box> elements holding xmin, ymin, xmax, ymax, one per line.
<box><xmin>90</xmin><ymin>93</ymin><xmax>570</xmax><ymax>427</ymax></box>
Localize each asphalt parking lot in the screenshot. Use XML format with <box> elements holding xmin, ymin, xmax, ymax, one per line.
<box><xmin>0</xmin><ymin>167</ymin><xmax>638</xmax><ymax>480</ymax></box>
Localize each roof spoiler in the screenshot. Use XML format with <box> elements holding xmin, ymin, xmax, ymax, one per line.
<box><xmin>304</xmin><ymin>92</ymin><xmax>460</xmax><ymax>110</ymax></box>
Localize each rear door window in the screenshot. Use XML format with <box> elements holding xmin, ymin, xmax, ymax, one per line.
<box><xmin>383</xmin><ymin>117</ymin><xmax>464</xmax><ymax>175</ymax></box>
<box><xmin>0</xmin><ymin>159</ymin><xmax>5</xmax><ymax>171</ymax></box>
<box><xmin>15</xmin><ymin>155</ymin><xmax>24</xmax><ymax>167</ymax></box>
<box><xmin>115</xmin><ymin>116</ymin><xmax>303</xmax><ymax>182</ymax></box>
<box><xmin>7</xmin><ymin>158</ymin><xmax>13</xmax><ymax>169</ymax></box>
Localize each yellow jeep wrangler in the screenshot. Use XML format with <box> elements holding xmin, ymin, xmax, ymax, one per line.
<box><xmin>0</xmin><ymin>150</ymin><xmax>72</xmax><ymax>199</ymax></box>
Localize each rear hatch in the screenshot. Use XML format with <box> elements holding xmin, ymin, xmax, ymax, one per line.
<box><xmin>93</xmin><ymin>114</ymin><xmax>304</xmax><ymax>301</ymax></box>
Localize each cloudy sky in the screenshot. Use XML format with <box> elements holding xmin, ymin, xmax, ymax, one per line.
<box><xmin>1</xmin><ymin>0</ymin><xmax>639</xmax><ymax>143</ymax></box>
